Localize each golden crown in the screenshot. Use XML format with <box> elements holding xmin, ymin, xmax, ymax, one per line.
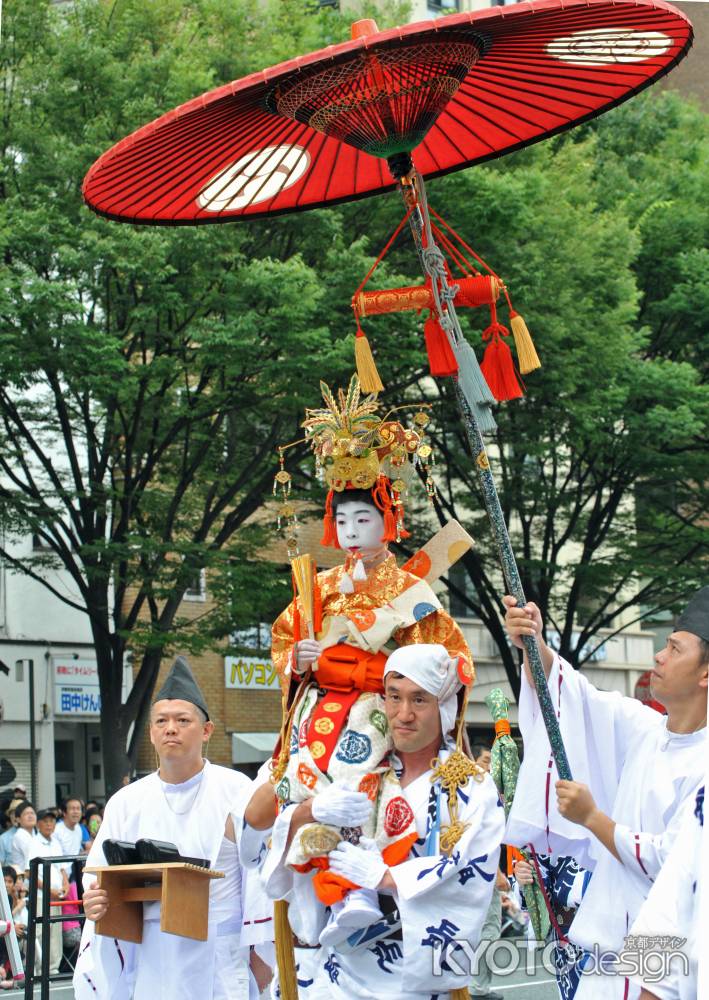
<box><xmin>273</xmin><ymin>376</ymin><xmax>436</xmax><ymax>556</ymax></box>
<box><xmin>302</xmin><ymin>376</ymin><xmax>430</xmax><ymax>492</ymax></box>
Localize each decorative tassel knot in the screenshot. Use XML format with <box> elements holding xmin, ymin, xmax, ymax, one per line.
<box><xmin>320</xmin><ymin>489</ymin><xmax>339</xmax><ymax>548</ymax></box>
<box><xmin>424</xmin><ymin>313</ymin><xmax>458</xmax><ymax>377</ymax></box>
<box><xmin>354</xmin><ymin>322</ymin><xmax>384</xmax><ymax>394</ymax></box>
<box><xmin>480</xmin><ymin>305</ymin><xmax>523</xmax><ymax>403</ymax></box>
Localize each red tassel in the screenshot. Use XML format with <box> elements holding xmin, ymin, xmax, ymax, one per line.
<box><xmin>424</xmin><ymin>314</ymin><xmax>458</xmax><ymax>377</ymax></box>
<box><xmin>320</xmin><ymin>490</ymin><xmax>339</xmax><ymax>548</ymax></box>
<box><xmin>480</xmin><ymin>306</ymin><xmax>523</xmax><ymax>402</ymax></box>
<box><xmin>397</xmin><ymin>507</ymin><xmax>411</xmax><ymax>540</ymax></box>
<box><xmin>382</xmin><ymin>508</ymin><xmax>397</xmax><ymax>542</ymax></box>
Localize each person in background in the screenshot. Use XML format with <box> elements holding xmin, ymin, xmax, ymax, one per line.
<box><xmin>4</xmin><ymin>867</ymin><xmax>28</xmax><ymax>942</ymax></box>
<box><xmin>472</xmin><ymin>742</ymin><xmax>492</xmax><ymax>774</ymax></box>
<box><xmin>55</xmin><ymin>797</ymin><xmax>84</xmax><ymax>859</ymax></box>
<box><xmin>29</xmin><ymin>808</ymin><xmax>69</xmax><ymax>976</ymax></box>
<box><xmin>8</xmin><ymin>802</ymin><xmax>36</xmax><ymax>874</ymax></box>
<box><xmin>0</xmin><ymin>810</ymin><xmax>19</xmax><ymax>867</ymax></box>
<box><xmin>84</xmin><ymin>806</ymin><xmax>102</xmax><ymax>847</ymax></box>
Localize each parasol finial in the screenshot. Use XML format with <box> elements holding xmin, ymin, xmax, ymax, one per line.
<box><xmin>351</xmin><ymin>19</ymin><xmax>379</xmax><ymax>40</ymax></box>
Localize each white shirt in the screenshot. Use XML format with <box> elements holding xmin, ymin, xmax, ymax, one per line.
<box><xmin>54</xmin><ymin>820</ymin><xmax>84</xmax><ymax>860</ymax></box>
<box><xmin>28</xmin><ymin>831</ymin><xmax>65</xmax><ymax>891</ymax></box>
<box><xmin>9</xmin><ymin>827</ymin><xmax>36</xmax><ymax>872</ymax></box>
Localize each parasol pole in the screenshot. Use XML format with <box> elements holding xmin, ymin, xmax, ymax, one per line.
<box><xmin>394</xmin><ymin>166</ymin><xmax>572</xmax><ymax>781</ymax></box>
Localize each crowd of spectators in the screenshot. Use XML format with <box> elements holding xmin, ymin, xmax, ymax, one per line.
<box><xmin>0</xmin><ymin>783</ymin><xmax>103</xmax><ymax>988</ymax></box>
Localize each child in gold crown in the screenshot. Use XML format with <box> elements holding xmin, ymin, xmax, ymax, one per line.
<box><xmin>250</xmin><ymin>377</ymin><xmax>475</xmax><ymax>948</ymax></box>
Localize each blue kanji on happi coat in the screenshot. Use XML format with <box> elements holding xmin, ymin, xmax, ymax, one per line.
<box><xmin>336</xmin><ymin>730</ymin><xmax>372</xmax><ymax>765</ymax></box>
<box><xmin>324</xmin><ymin>954</ymin><xmax>341</xmax><ymax>984</ymax></box>
<box><xmin>695</xmin><ymin>785</ymin><xmax>704</xmax><ymax>827</ymax></box>
<box><xmin>275</xmin><ymin>964</ymin><xmax>314</xmax><ymax>996</ymax></box>
<box><xmin>458</xmin><ymin>854</ymin><xmax>495</xmax><ymax>885</ymax></box>
<box><xmin>369</xmin><ymin>940</ymin><xmax>403</xmax><ymax>973</ymax></box>
<box><xmin>417</xmin><ymin>851</ymin><xmax>460</xmax><ymax>880</ymax></box>
<box><xmin>421</xmin><ymin>918</ymin><xmax>462</xmax><ymax>973</ymax></box>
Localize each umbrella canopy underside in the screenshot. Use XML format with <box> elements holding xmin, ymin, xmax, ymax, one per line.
<box><xmin>82</xmin><ymin>0</ymin><xmax>692</xmax><ymax>224</ymax></box>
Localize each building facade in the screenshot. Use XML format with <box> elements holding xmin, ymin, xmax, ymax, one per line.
<box><xmin>0</xmin><ymin>530</ymin><xmax>131</xmax><ymax>807</ymax></box>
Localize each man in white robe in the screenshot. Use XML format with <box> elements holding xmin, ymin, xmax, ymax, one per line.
<box><xmin>259</xmin><ymin>643</ymin><xmax>505</xmax><ymax>999</ymax></box>
<box><xmin>73</xmin><ymin>656</ymin><xmax>272</xmax><ymax>1000</ymax></box>
<box><xmin>630</xmin><ymin>782</ymin><xmax>706</xmax><ymax>1000</ymax></box>
<box><xmin>504</xmin><ymin>588</ymin><xmax>708</xmax><ymax>1000</ymax></box>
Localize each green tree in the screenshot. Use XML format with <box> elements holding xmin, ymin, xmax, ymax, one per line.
<box><xmin>1</xmin><ymin>0</ymin><xmax>706</xmax><ymax>790</ymax></box>
<box><xmin>0</xmin><ymin>0</ymin><xmax>411</xmax><ymax>790</ymax></box>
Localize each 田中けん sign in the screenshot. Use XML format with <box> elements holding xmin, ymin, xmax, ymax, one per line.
<box><xmin>53</xmin><ymin>658</ymin><xmax>101</xmax><ymax>716</ymax></box>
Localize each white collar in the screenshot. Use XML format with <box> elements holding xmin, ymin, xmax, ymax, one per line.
<box><xmin>157</xmin><ymin>760</ymin><xmax>207</xmax><ymax>792</ymax></box>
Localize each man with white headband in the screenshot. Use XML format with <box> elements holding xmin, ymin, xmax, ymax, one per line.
<box><xmin>260</xmin><ymin>642</ymin><xmax>505</xmax><ymax>999</ymax></box>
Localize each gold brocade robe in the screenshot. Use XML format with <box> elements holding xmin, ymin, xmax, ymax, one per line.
<box><xmin>271</xmin><ymin>552</ymin><xmax>474</xmax><ymax>694</ymax></box>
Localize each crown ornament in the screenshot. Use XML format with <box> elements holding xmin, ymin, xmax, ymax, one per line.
<box><xmin>274</xmin><ymin>375</ymin><xmax>436</xmax><ymax>553</ymax></box>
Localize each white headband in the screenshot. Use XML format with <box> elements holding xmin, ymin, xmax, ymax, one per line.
<box><xmin>383</xmin><ymin>644</ymin><xmax>461</xmax><ymax>736</ymax></box>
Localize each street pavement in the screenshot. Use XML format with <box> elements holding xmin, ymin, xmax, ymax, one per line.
<box><xmin>27</xmin><ymin>966</ymin><xmax>558</xmax><ymax>997</ymax></box>
<box><xmin>17</xmin><ymin>946</ymin><xmax>559</xmax><ymax>997</ymax></box>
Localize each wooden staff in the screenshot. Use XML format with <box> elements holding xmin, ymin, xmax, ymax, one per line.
<box><xmin>273</xmin><ymin>552</ymin><xmax>319</xmax><ymax>999</ymax></box>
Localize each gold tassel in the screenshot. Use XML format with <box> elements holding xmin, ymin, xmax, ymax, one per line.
<box><xmin>509</xmin><ymin>311</ymin><xmax>541</xmax><ymax>374</ymax></box>
<box><xmin>355</xmin><ymin>331</ymin><xmax>384</xmax><ymax>393</ymax></box>
<box><xmin>450</xmin><ymin>989</ymin><xmax>472</xmax><ymax>1000</ymax></box>
<box><xmin>274</xmin><ymin>900</ymin><xmax>298</xmax><ymax>1000</ymax></box>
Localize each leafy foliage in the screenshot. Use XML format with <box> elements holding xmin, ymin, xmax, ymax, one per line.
<box><xmin>0</xmin><ymin>0</ymin><xmax>706</xmax><ymax>786</ymax></box>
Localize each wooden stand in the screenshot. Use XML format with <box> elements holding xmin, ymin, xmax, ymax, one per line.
<box><xmin>85</xmin><ymin>863</ymin><xmax>224</xmax><ymax>942</ymax></box>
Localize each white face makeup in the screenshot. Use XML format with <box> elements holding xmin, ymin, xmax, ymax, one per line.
<box><xmin>335</xmin><ymin>500</ymin><xmax>385</xmax><ymax>555</ymax></box>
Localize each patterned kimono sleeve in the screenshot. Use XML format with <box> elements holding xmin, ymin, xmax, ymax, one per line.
<box><xmin>271</xmin><ymin>600</ymin><xmax>297</xmax><ymax>679</ymax></box>
<box><xmin>389</xmin><ymin>776</ymin><xmax>505</xmax><ymax>994</ymax></box>
<box><xmin>548</xmin><ymin>856</ymin><xmax>591</xmax><ymax>911</ymax></box>
<box><xmin>394</xmin><ymin>608</ymin><xmax>474</xmax><ymax>681</ymax></box>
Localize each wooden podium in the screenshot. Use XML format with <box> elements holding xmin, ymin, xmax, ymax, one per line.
<box><xmin>85</xmin><ymin>863</ymin><xmax>224</xmax><ymax>942</ymax></box>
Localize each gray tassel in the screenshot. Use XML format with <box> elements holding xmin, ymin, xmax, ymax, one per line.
<box><xmin>454</xmin><ymin>338</ymin><xmax>497</xmax><ymax>434</ymax></box>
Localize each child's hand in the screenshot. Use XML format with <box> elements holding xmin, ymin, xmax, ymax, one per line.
<box><xmin>294</xmin><ymin>639</ymin><xmax>323</xmax><ymax>673</ymax></box>
<box><xmin>311</xmin><ymin>784</ymin><xmax>372</xmax><ymax>828</ymax></box>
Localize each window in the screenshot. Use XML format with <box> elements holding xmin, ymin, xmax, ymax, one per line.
<box><xmin>428</xmin><ymin>0</ymin><xmax>459</xmax><ymax>13</ymax></box>
<box><xmin>448</xmin><ymin>563</ymin><xmax>478</xmax><ymax>620</ymax></box>
<box><xmin>184</xmin><ymin>568</ymin><xmax>207</xmax><ymax>602</ymax></box>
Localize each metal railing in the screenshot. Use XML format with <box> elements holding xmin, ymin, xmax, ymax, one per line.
<box><xmin>24</xmin><ymin>854</ymin><xmax>86</xmax><ymax>1000</ymax></box>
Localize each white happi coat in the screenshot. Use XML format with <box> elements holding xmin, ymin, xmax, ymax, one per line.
<box><xmin>262</xmin><ymin>747</ymin><xmax>505</xmax><ymax>999</ymax></box>
<box><xmin>506</xmin><ymin>655</ymin><xmax>706</xmax><ymax>1000</ymax></box>
<box><xmin>629</xmin><ymin>783</ymin><xmax>706</xmax><ymax>1000</ymax></box>
<box><xmin>73</xmin><ymin>761</ymin><xmax>264</xmax><ymax>1000</ymax></box>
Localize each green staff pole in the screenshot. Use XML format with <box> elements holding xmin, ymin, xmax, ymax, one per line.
<box><xmin>397</xmin><ymin>170</ymin><xmax>572</xmax><ymax>781</ymax></box>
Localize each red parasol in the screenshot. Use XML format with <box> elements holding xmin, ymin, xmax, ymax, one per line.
<box><xmin>83</xmin><ymin>0</ymin><xmax>691</xmax><ymax>224</ymax></box>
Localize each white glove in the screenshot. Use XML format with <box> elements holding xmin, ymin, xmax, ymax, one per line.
<box><xmin>328</xmin><ymin>840</ymin><xmax>388</xmax><ymax>890</ymax></box>
<box><xmin>311</xmin><ymin>784</ymin><xmax>372</xmax><ymax>828</ymax></box>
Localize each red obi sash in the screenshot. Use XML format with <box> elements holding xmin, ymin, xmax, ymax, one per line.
<box><xmin>306</xmin><ymin>643</ymin><xmax>387</xmax><ymax>773</ymax></box>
